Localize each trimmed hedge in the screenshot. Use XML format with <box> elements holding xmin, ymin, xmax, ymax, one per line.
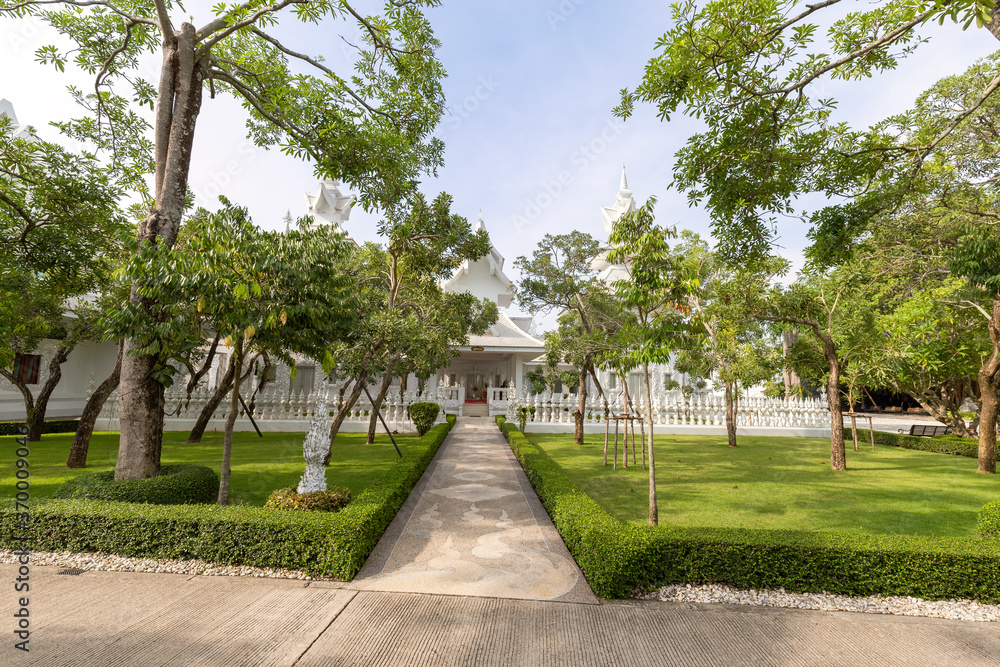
<box><xmin>409</xmin><ymin>402</ymin><xmax>440</xmax><ymax>437</ymax></box>
<box><xmin>0</xmin><ymin>420</ymin><xmax>79</xmax><ymax>436</ymax></box>
<box><xmin>0</xmin><ymin>421</ymin><xmax>454</xmax><ymax>580</ymax></box>
<box><xmin>872</xmin><ymin>430</ymin><xmax>978</xmax><ymax>458</ymax></box>
<box><xmin>495</xmin><ymin>416</ymin><xmax>1000</xmax><ymax>602</ymax></box>
<box><xmin>265</xmin><ymin>486</ymin><xmax>352</xmax><ymax>513</ymax></box>
<box><xmin>979</xmin><ymin>500</ymin><xmax>1000</xmax><ymax>538</ymax></box>
<box><xmin>53</xmin><ymin>464</ymin><xmax>219</xmax><ymax>505</ymax></box>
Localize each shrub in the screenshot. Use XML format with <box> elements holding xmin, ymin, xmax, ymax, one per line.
<box><xmin>409</xmin><ymin>402</ymin><xmax>440</xmax><ymax>436</ymax></box>
<box><xmin>265</xmin><ymin>486</ymin><xmax>352</xmax><ymax>513</ymax></box>
<box><xmin>53</xmin><ymin>464</ymin><xmax>219</xmax><ymax>505</ymax></box>
<box><xmin>0</xmin><ymin>420</ymin><xmax>79</xmax><ymax>436</ymax></box>
<box><xmin>979</xmin><ymin>500</ymin><xmax>1000</xmax><ymax>538</ymax></box>
<box><xmin>498</xmin><ymin>421</ymin><xmax>1000</xmax><ymax>602</ymax></box>
<box><xmin>872</xmin><ymin>430</ymin><xmax>978</xmax><ymax>458</ymax></box>
<box><xmin>1</xmin><ymin>421</ymin><xmax>454</xmax><ymax>580</ymax></box>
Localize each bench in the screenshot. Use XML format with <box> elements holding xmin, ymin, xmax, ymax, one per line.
<box><xmin>901</xmin><ymin>424</ymin><xmax>952</xmax><ymax>437</ymax></box>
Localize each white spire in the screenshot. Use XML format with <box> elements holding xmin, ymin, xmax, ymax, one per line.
<box><xmin>601</xmin><ymin>164</ymin><xmax>637</xmax><ymax>234</ymax></box>
<box><xmin>474</xmin><ymin>209</ymin><xmax>486</xmax><ymax>232</ymax></box>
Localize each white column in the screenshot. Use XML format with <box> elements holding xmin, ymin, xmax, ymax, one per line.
<box><xmin>515</xmin><ymin>353</ymin><xmax>524</xmax><ymax>400</ymax></box>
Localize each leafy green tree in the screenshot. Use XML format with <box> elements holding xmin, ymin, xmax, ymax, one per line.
<box><xmin>743</xmin><ymin>259</ymin><xmax>879</xmax><ymax>470</ymax></box>
<box><xmin>616</xmin><ymin>0</ymin><xmax>1000</xmax><ymax>263</ymax></box>
<box><xmin>860</xmin><ymin>279</ymin><xmax>988</xmax><ymax>438</ymax></box>
<box><xmin>679</xmin><ymin>233</ymin><xmax>780</xmax><ymax>447</ymax></box>
<box><xmin>323</xmin><ymin>193</ymin><xmax>493</xmax><ymax>460</ymax></box>
<box><xmin>618</xmin><ymin>1</ymin><xmax>1000</xmax><ymax>471</ymax></box>
<box><xmin>515</xmin><ymin>231</ymin><xmax>620</xmax><ymax>443</ymax></box>
<box><xmin>608</xmin><ymin>197</ymin><xmax>697</xmax><ymax>526</ymax></box>
<box><xmin>1</xmin><ymin>0</ymin><xmax>449</xmax><ymax>479</ymax></box>
<box><xmin>178</xmin><ymin>201</ymin><xmax>354</xmax><ymax>501</ymax></box>
<box><xmin>0</xmin><ymin>116</ymin><xmax>131</xmax><ymax>441</ymax></box>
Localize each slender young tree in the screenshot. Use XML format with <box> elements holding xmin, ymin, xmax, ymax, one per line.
<box><xmin>608</xmin><ymin>197</ymin><xmax>696</xmax><ymax>526</ymax></box>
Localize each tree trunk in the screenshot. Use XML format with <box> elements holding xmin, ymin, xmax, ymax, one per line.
<box><xmin>366</xmin><ymin>366</ymin><xmax>395</xmax><ymax>444</ymax></box>
<box><xmin>574</xmin><ymin>361</ymin><xmax>589</xmax><ymax>446</ymax></box>
<box><xmin>116</xmin><ymin>23</ymin><xmax>205</xmax><ymax>481</ymax></box>
<box><xmin>187</xmin><ymin>358</ymin><xmax>236</xmax><ymax>443</ymax></box>
<box><xmin>825</xmin><ymin>344</ymin><xmax>847</xmax><ymax>471</ymax></box>
<box><xmin>909</xmin><ymin>393</ymin><xmax>977</xmax><ymax>439</ymax></box>
<box><xmin>324</xmin><ymin>371</ymin><xmax>368</xmax><ymax>466</ymax></box>
<box><xmin>782</xmin><ymin>329</ymin><xmax>801</xmax><ymax>398</ymax></box>
<box><xmin>977</xmin><ymin>299</ymin><xmax>1000</xmax><ymax>474</ymax></box>
<box><xmin>67</xmin><ymin>342</ymin><xmax>122</xmax><ymax>468</ymax></box>
<box><xmin>24</xmin><ymin>342</ymin><xmax>75</xmax><ymax>441</ymax></box>
<box><xmin>218</xmin><ymin>342</ymin><xmax>244</xmax><ymax>505</ymax></box>
<box><xmin>725</xmin><ymin>379</ymin><xmax>737</xmax><ymax>448</ymax></box>
<box><xmin>642</xmin><ymin>363</ymin><xmax>657</xmax><ymax>526</ymax></box>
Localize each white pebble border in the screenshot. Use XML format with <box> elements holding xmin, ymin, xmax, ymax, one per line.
<box><xmin>0</xmin><ymin>549</ymin><xmax>340</xmax><ymax>582</ymax></box>
<box><xmin>642</xmin><ymin>583</ymin><xmax>1000</xmax><ymax>622</ymax></box>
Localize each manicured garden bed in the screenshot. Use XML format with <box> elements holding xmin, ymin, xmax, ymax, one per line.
<box><xmin>0</xmin><ymin>429</ymin><xmax>423</xmax><ymax>506</ymax></box>
<box><xmin>526</xmin><ymin>430</ymin><xmax>998</xmax><ymax>538</ymax></box>
<box><xmin>0</xmin><ymin>419</ymin><xmax>455</xmax><ymax>580</ymax></box>
<box><xmin>496</xmin><ymin>418</ymin><xmax>1000</xmax><ymax>601</ymax></box>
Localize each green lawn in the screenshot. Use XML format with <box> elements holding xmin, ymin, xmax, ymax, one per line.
<box><xmin>1</xmin><ymin>430</ymin><xmax>419</xmax><ymax>506</ymax></box>
<box><xmin>528</xmin><ymin>433</ymin><xmax>1000</xmax><ymax>538</ymax></box>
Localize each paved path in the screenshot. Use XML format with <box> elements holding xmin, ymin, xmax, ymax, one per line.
<box><xmin>3</xmin><ymin>565</ymin><xmax>1000</xmax><ymax>666</ymax></box>
<box><xmin>349</xmin><ymin>417</ymin><xmax>596</xmax><ymax>604</ymax></box>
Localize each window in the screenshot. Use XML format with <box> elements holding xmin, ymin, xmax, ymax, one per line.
<box><xmin>291</xmin><ymin>366</ymin><xmax>315</xmax><ymax>395</ymax></box>
<box><xmin>607</xmin><ymin>374</ymin><xmax>617</xmax><ymax>389</ymax></box>
<box><xmin>13</xmin><ymin>354</ymin><xmax>40</xmax><ymax>384</ymax></box>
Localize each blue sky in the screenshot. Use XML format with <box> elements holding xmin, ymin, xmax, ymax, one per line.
<box><xmin>3</xmin><ymin>1</ymin><xmax>999</xmax><ymax>323</ymax></box>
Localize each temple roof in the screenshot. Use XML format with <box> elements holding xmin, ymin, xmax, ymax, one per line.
<box><xmin>1</xmin><ymin>99</ymin><xmax>33</xmax><ymax>140</ymax></box>
<box><xmin>442</xmin><ymin>213</ymin><xmax>514</xmax><ymax>308</ymax></box>
<box><xmin>305</xmin><ymin>180</ymin><xmax>355</xmax><ymax>233</ymax></box>
<box><xmin>463</xmin><ymin>311</ymin><xmax>545</xmax><ymax>350</ymax></box>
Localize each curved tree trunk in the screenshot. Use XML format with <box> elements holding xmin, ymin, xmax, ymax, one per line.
<box><xmin>218</xmin><ymin>342</ymin><xmax>244</xmax><ymax>505</ymax></box>
<box><xmin>324</xmin><ymin>371</ymin><xmax>368</xmax><ymax>466</ymax></box>
<box><xmin>366</xmin><ymin>366</ymin><xmax>395</xmax><ymax>444</ymax></box>
<box><xmin>67</xmin><ymin>342</ymin><xmax>123</xmax><ymax>468</ymax></box>
<box><xmin>117</xmin><ymin>23</ymin><xmax>205</xmax><ymax>481</ymax></box>
<box><xmin>26</xmin><ymin>343</ymin><xmax>74</xmax><ymax>441</ymax></box>
<box><xmin>977</xmin><ymin>299</ymin><xmax>1000</xmax><ymax>474</ymax></box>
<box><xmin>187</xmin><ymin>359</ymin><xmax>236</xmax><ymax>443</ymax></box>
<box><xmin>909</xmin><ymin>393</ymin><xmax>977</xmax><ymax>439</ymax></box>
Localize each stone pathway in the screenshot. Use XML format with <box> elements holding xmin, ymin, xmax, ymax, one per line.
<box><xmin>349</xmin><ymin>417</ymin><xmax>597</xmax><ymax>604</ymax></box>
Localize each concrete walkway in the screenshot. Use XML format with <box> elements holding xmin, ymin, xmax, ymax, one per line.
<box><xmin>3</xmin><ymin>565</ymin><xmax>1000</xmax><ymax>666</ymax></box>
<box><xmin>349</xmin><ymin>417</ymin><xmax>596</xmax><ymax>603</ymax></box>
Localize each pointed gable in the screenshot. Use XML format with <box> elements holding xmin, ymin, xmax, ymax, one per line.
<box><xmin>442</xmin><ymin>213</ymin><xmax>514</xmax><ymax>308</ymax></box>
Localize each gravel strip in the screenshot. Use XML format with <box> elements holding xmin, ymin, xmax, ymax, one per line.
<box><xmin>0</xmin><ymin>549</ymin><xmax>340</xmax><ymax>582</ymax></box>
<box><xmin>642</xmin><ymin>583</ymin><xmax>1000</xmax><ymax>622</ymax></box>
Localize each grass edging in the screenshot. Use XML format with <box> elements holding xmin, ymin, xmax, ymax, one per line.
<box><xmin>496</xmin><ymin>416</ymin><xmax>1000</xmax><ymax>601</ymax></box>
<box><xmin>0</xmin><ymin>419</ymin><xmax>455</xmax><ymax>580</ymax></box>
